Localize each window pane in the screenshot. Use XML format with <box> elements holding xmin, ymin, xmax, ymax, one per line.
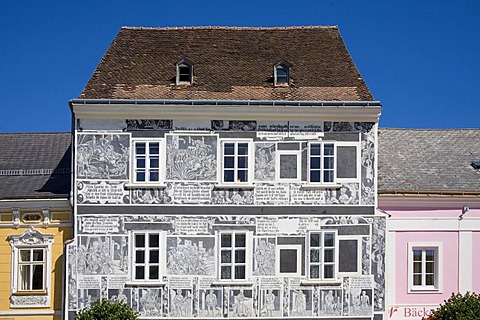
<box><xmin>238</xmin><ymin>144</ymin><xmax>248</xmax><ymax>155</ymax></box>
<box><xmin>150</xmin><ymin>158</ymin><xmax>159</xmax><ymax>168</ymax></box>
<box><xmin>221</xmin><ymin>266</ymin><xmax>231</xmax><ymax>279</ymax></box>
<box><xmin>19</xmin><ymin>265</ymin><xmax>31</xmax><ymax>290</ymax></box>
<box><xmin>237</xmin><ymin>170</ymin><xmax>247</xmax><ymax>182</ymax></box>
<box><xmin>238</xmin><ymin>157</ymin><xmax>247</xmax><ymax>168</ymax></box>
<box><xmin>413</xmin><ymin>261</ymin><xmax>422</xmax><ymax>273</ymax></box>
<box><xmin>310</xmin><ymin>234</ymin><xmax>320</xmax><ymax>247</ymax></box>
<box><xmin>279</xmin><ymin>249</ymin><xmax>298</xmax><ymax>273</ymax></box>
<box><xmin>413</xmin><ymin>250</ymin><xmax>422</xmax><ymax>261</ymax></box>
<box><xmin>426</xmin><ymin>274</ymin><xmax>435</xmax><ymax>286</ymax></box>
<box><xmin>224</xmin><ymin>170</ymin><xmax>234</xmax><ymax>182</ymax></box>
<box><xmin>413</xmin><ymin>274</ymin><xmax>422</xmax><ymax>285</ymax></box>
<box><xmin>324</xmin><ymin>249</ymin><xmax>334</xmax><ymax>263</ymax></box>
<box><xmin>310</xmin><ymin>249</ymin><xmax>320</xmax><ymax>263</ymax></box>
<box><xmin>149</xmin><ymin>143</ymin><xmax>159</xmax><ymax>154</ymax></box>
<box><xmin>149</xmin><ymin>266</ymin><xmax>159</xmax><ymax>280</ymax></box>
<box><xmin>135</xmin><ymin>251</ymin><xmax>145</xmax><ymax>263</ymax></box>
<box><xmin>150</xmin><ymin>171</ymin><xmax>159</xmax><ymax>182</ymax></box>
<box><xmin>324</xmin><ymin>144</ymin><xmax>334</xmax><ymax>155</ymax></box>
<box><xmin>426</xmin><ymin>250</ymin><xmax>435</xmax><ymax>261</ymax></box>
<box><xmin>224</xmin><ymin>156</ymin><xmax>234</xmax><ymax>168</ymax></box>
<box><xmin>135</xmin><ymin>234</ymin><xmax>145</xmax><ymax>247</ymax></box>
<box><xmin>221</xmin><ymin>234</ymin><xmax>232</xmax><ymax>247</ymax></box>
<box><xmin>137</xmin><ymin>158</ymin><xmax>146</xmax><ymax>169</ymax></box>
<box><xmin>310</xmin><ymin>144</ymin><xmax>321</xmax><ymax>155</ymax></box>
<box><xmin>150</xmin><ymin>250</ymin><xmax>159</xmax><ymax>263</ymax></box>
<box><xmin>32</xmin><ymin>265</ymin><xmax>44</xmax><ymax>290</ymax></box>
<box><xmin>310</xmin><ymin>265</ymin><xmax>320</xmax><ymax>279</ymax></box>
<box><xmin>235</xmin><ymin>266</ymin><xmax>246</xmax><ymax>279</ymax></box>
<box><xmin>310</xmin><ymin>171</ymin><xmax>320</xmax><ymax>183</ymax></box>
<box><xmin>235</xmin><ymin>234</ymin><xmax>246</xmax><ymax>247</ymax></box>
<box><xmin>324</xmin><ymin>157</ymin><xmax>334</xmax><ymax>169</ymax></box>
<box><xmin>136</xmin><ymin>266</ymin><xmax>145</xmax><ymax>279</ymax></box>
<box><xmin>224</xmin><ymin>143</ymin><xmax>235</xmax><ymax>155</ymax></box>
<box><xmin>136</xmin><ymin>143</ymin><xmax>146</xmax><ymax>154</ymax></box>
<box><xmin>310</xmin><ymin>157</ymin><xmax>321</xmax><ymax>169</ymax></box>
<box><xmin>20</xmin><ymin>250</ymin><xmax>31</xmax><ymax>262</ymax></box>
<box><xmin>136</xmin><ymin>172</ymin><xmax>146</xmax><ymax>182</ymax></box>
<box><xmin>149</xmin><ymin>234</ymin><xmax>159</xmax><ymax>247</ymax></box>
<box><xmin>280</xmin><ymin>154</ymin><xmax>297</xmax><ymax>179</ymax></box>
<box><xmin>324</xmin><ymin>171</ymin><xmax>334</xmax><ymax>183</ymax></box>
<box><xmin>324</xmin><ymin>265</ymin><xmax>334</xmax><ymax>279</ymax></box>
<box><xmin>235</xmin><ymin>250</ymin><xmax>246</xmax><ymax>263</ymax></box>
<box><xmin>32</xmin><ymin>250</ymin><xmax>44</xmax><ymax>262</ymax></box>
<box><xmin>221</xmin><ymin>251</ymin><xmax>231</xmax><ymax>263</ymax></box>
<box><xmin>324</xmin><ymin>233</ymin><xmax>335</xmax><ymax>247</ymax></box>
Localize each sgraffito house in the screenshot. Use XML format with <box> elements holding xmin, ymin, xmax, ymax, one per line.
<box><xmin>65</xmin><ymin>26</ymin><xmax>386</xmax><ymax>319</ymax></box>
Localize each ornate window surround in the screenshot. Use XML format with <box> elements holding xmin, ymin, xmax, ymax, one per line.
<box><xmin>8</xmin><ymin>226</ymin><xmax>54</xmax><ymax>308</ymax></box>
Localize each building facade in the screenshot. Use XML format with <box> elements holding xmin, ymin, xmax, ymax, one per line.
<box><xmin>378</xmin><ymin>129</ymin><xmax>480</xmax><ymax>320</ymax></box>
<box><xmin>65</xmin><ymin>26</ymin><xmax>385</xmax><ymax>319</ymax></box>
<box><xmin>0</xmin><ymin>133</ymin><xmax>72</xmax><ymax>320</ymax></box>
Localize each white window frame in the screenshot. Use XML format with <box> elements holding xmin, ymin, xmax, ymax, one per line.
<box><xmin>8</xmin><ymin>227</ymin><xmax>53</xmax><ymax>300</ymax></box>
<box><xmin>408</xmin><ymin>242</ymin><xmax>442</xmax><ymax>292</ymax></box>
<box><xmin>218</xmin><ymin>231</ymin><xmax>252</xmax><ymax>281</ymax></box>
<box><xmin>176</xmin><ymin>60</ymin><xmax>193</xmax><ymax>85</ymax></box>
<box><xmin>307</xmin><ymin>231</ymin><xmax>338</xmax><ymax>280</ymax></box>
<box><xmin>131</xmin><ymin>139</ymin><xmax>165</xmax><ymax>185</ymax></box>
<box><xmin>274</xmin><ymin>63</ymin><xmax>290</xmax><ymax>86</ymax></box>
<box><xmin>338</xmin><ymin>236</ymin><xmax>362</xmax><ymax>276</ymax></box>
<box><xmin>220</xmin><ymin>139</ymin><xmax>254</xmax><ymax>185</ymax></box>
<box><xmin>307</xmin><ymin>141</ymin><xmax>337</xmax><ymax>185</ymax></box>
<box><xmin>132</xmin><ymin>232</ymin><xmax>162</xmax><ymax>282</ymax></box>
<box><xmin>276</xmin><ymin>244</ymin><xmax>302</xmax><ymax>276</ymax></box>
<box><xmin>276</xmin><ymin>149</ymin><xmax>301</xmax><ymax>182</ymax></box>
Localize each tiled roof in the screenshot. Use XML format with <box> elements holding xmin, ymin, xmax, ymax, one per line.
<box><xmin>378</xmin><ymin>128</ymin><xmax>480</xmax><ymax>193</ymax></box>
<box><xmin>0</xmin><ymin>133</ymin><xmax>71</xmax><ymax>200</ymax></box>
<box><xmin>80</xmin><ymin>26</ymin><xmax>373</xmax><ymax>101</ymax></box>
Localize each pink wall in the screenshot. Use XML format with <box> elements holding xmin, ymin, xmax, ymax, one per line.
<box><xmin>395</xmin><ymin>231</ymin><xmax>459</xmax><ymax>305</ymax></box>
<box><xmin>473</xmin><ymin>231</ymin><xmax>480</xmax><ymax>293</ymax></box>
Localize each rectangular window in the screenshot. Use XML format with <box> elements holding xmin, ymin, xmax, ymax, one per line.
<box><xmin>134</xmin><ymin>141</ymin><xmax>161</xmax><ymax>183</ymax></box>
<box><xmin>18</xmin><ymin>248</ymin><xmax>46</xmax><ymax>291</ymax></box>
<box><xmin>219</xmin><ymin>232</ymin><xmax>247</xmax><ymax>280</ymax></box>
<box><xmin>412</xmin><ymin>248</ymin><xmax>438</xmax><ymax>289</ymax></box>
<box><xmin>134</xmin><ymin>233</ymin><xmax>160</xmax><ymax>280</ymax></box>
<box><xmin>277</xmin><ymin>143</ymin><xmax>301</xmax><ymax>182</ymax></box>
<box><xmin>222</xmin><ymin>141</ymin><xmax>251</xmax><ymax>184</ymax></box>
<box><xmin>308</xmin><ymin>231</ymin><xmax>337</xmax><ymax>280</ymax></box>
<box><xmin>276</xmin><ymin>245</ymin><xmax>302</xmax><ymax>276</ymax></box>
<box><xmin>308</xmin><ymin>142</ymin><xmax>336</xmax><ymax>184</ymax></box>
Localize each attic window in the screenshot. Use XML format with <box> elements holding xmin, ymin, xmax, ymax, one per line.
<box><xmin>176</xmin><ymin>60</ymin><xmax>193</xmax><ymax>85</ymax></box>
<box><xmin>274</xmin><ymin>63</ymin><xmax>290</xmax><ymax>86</ymax></box>
<box><xmin>471</xmin><ymin>160</ymin><xmax>480</xmax><ymax>169</ymax></box>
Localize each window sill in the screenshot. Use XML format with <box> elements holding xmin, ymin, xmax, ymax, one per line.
<box><xmin>214</xmin><ymin>184</ymin><xmax>255</xmax><ymax>190</ymax></box>
<box><xmin>12</xmin><ymin>290</ymin><xmax>48</xmax><ymax>296</ymax></box>
<box><xmin>409</xmin><ymin>287</ymin><xmax>441</xmax><ymax>293</ymax></box>
<box><xmin>125</xmin><ymin>281</ymin><xmax>167</xmax><ymax>287</ymax></box>
<box><xmin>124</xmin><ymin>183</ymin><xmax>167</xmax><ymax>189</ymax></box>
<box><xmin>211</xmin><ymin>281</ymin><xmax>255</xmax><ymax>286</ymax></box>
<box><xmin>301</xmin><ymin>280</ymin><xmax>342</xmax><ymax>286</ymax></box>
<box><xmin>301</xmin><ymin>184</ymin><xmax>342</xmax><ymax>189</ymax></box>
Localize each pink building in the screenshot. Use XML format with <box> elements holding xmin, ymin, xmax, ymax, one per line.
<box><xmin>378</xmin><ymin>129</ymin><xmax>480</xmax><ymax>319</ymax></box>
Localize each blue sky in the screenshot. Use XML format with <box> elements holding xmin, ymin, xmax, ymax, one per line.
<box><xmin>1</xmin><ymin>1</ymin><xmax>479</xmax><ymax>132</ymax></box>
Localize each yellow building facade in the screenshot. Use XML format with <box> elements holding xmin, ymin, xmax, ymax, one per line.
<box><xmin>0</xmin><ymin>133</ymin><xmax>72</xmax><ymax>320</ymax></box>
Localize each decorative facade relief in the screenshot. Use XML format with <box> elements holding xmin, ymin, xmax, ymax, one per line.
<box><xmin>76</xmin><ymin>134</ymin><xmax>129</xmax><ymax>180</ymax></box>
<box><xmin>126</xmin><ymin>119</ymin><xmax>172</xmax><ymax>130</ymax></box>
<box><xmin>10</xmin><ymin>295</ymin><xmax>49</xmax><ymax>308</ymax></box>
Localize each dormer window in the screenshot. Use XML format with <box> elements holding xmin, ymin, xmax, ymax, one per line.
<box><xmin>274</xmin><ymin>63</ymin><xmax>290</xmax><ymax>86</ymax></box>
<box><xmin>176</xmin><ymin>60</ymin><xmax>193</xmax><ymax>85</ymax></box>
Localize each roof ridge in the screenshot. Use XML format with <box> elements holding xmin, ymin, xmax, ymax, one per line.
<box><xmin>121</xmin><ymin>25</ymin><xmax>338</xmax><ymax>31</ymax></box>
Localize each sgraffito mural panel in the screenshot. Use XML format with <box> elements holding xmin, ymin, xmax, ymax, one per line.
<box><xmin>65</xmin><ymin>214</ymin><xmax>385</xmax><ymax>319</ymax></box>
<box><xmin>166</xmin><ymin>135</ymin><xmax>217</xmax><ymax>181</ymax></box>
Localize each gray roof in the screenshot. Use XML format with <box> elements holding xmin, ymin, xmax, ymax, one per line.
<box><xmin>378</xmin><ymin>128</ymin><xmax>480</xmax><ymax>194</ymax></box>
<box><xmin>0</xmin><ymin>133</ymin><xmax>71</xmax><ymax>200</ymax></box>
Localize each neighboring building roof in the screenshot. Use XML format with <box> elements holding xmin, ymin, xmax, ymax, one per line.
<box><xmin>378</xmin><ymin>128</ymin><xmax>480</xmax><ymax>194</ymax></box>
<box><xmin>0</xmin><ymin>132</ymin><xmax>71</xmax><ymax>200</ymax></box>
<box><xmin>80</xmin><ymin>26</ymin><xmax>373</xmax><ymax>101</ymax></box>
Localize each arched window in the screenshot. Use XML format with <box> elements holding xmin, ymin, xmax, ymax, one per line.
<box><xmin>274</xmin><ymin>63</ymin><xmax>290</xmax><ymax>86</ymax></box>
<box><xmin>176</xmin><ymin>60</ymin><xmax>193</xmax><ymax>85</ymax></box>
